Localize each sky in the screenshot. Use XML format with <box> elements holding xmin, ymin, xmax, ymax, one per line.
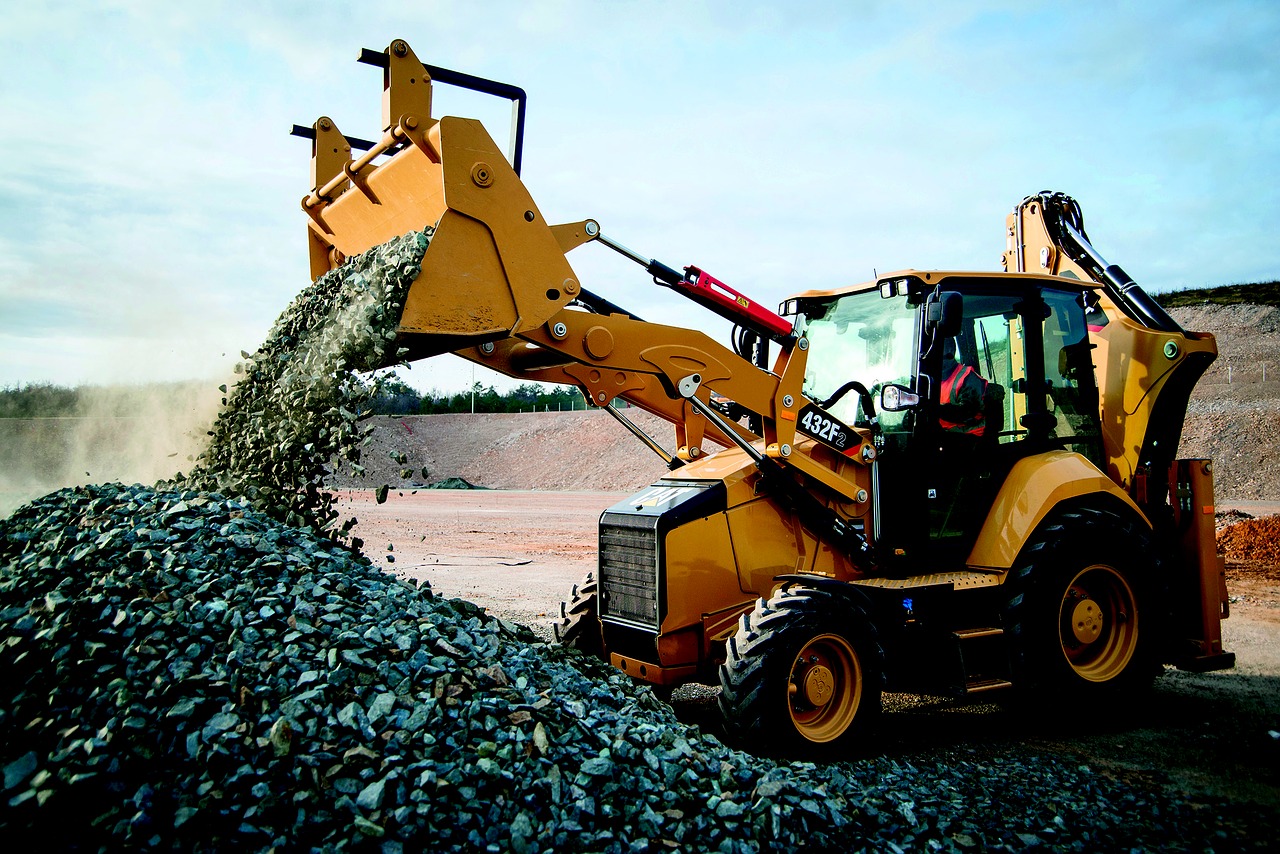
<box><xmin>2</xmin><ymin>0</ymin><xmax>1277</xmax><ymax>395</ymax></box>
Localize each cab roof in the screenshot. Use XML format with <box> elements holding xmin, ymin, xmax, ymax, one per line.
<box><xmin>785</xmin><ymin>269</ymin><xmax>1099</xmax><ymax>303</ymax></box>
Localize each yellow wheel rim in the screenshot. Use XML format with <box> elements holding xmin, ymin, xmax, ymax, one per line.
<box><xmin>787</xmin><ymin>633</ymin><xmax>862</xmax><ymax>742</ymax></box>
<box><xmin>1058</xmin><ymin>565</ymin><xmax>1139</xmax><ymax>682</ymax></box>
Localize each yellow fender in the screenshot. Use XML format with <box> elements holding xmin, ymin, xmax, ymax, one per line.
<box><xmin>967</xmin><ymin>450</ymin><xmax>1148</xmax><ymax>569</ymax></box>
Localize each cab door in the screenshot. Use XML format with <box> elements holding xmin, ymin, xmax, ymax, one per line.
<box><xmin>916</xmin><ymin>282</ymin><xmax>1099</xmax><ymax>567</ymax></box>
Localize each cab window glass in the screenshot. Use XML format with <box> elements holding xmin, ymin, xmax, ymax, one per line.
<box><xmin>801</xmin><ymin>291</ymin><xmax>918</xmax><ymax>433</ymax></box>
<box><xmin>1043</xmin><ymin>289</ymin><xmax>1103</xmax><ymax>462</ymax></box>
<box><xmin>943</xmin><ymin>293</ymin><xmax>1027</xmax><ymax>444</ymax></box>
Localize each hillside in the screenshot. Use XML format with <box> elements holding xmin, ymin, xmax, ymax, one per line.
<box><xmin>1173</xmin><ymin>303</ymin><xmax>1280</xmax><ymax>499</ymax></box>
<box><xmin>333</xmin><ymin>408</ymin><xmax>679</xmax><ymax>494</ymax></box>
<box><xmin>1160</xmin><ymin>279</ymin><xmax>1280</xmax><ymax>308</ymax></box>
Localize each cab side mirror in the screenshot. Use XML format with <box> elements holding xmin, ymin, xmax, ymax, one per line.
<box><xmin>880</xmin><ymin>383</ymin><xmax>920</xmax><ymax>412</ymax></box>
<box><xmin>927</xmin><ymin>291</ymin><xmax>963</xmax><ymax>338</ymax></box>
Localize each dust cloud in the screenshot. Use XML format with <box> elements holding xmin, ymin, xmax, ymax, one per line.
<box><xmin>0</xmin><ymin>380</ymin><xmax>226</xmax><ymax>517</ymax></box>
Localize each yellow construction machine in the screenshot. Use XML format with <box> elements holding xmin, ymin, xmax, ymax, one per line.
<box><xmin>294</xmin><ymin>40</ymin><xmax>1233</xmax><ymax>755</ymax></box>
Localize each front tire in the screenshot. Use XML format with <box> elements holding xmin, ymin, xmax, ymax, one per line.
<box><xmin>718</xmin><ymin>583</ymin><xmax>883</xmax><ymax>757</ymax></box>
<box><xmin>553</xmin><ymin>572</ymin><xmax>605</xmax><ymax>660</ymax></box>
<box><xmin>1003</xmin><ymin>506</ymin><xmax>1164</xmax><ymax>700</ymax></box>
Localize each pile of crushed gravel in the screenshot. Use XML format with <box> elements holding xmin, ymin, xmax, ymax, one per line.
<box><xmin>5</xmin><ymin>482</ymin><xmax>1276</xmax><ymax>851</ymax></box>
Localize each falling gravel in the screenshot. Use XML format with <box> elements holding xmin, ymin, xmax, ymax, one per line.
<box><xmin>182</xmin><ymin>227</ymin><xmax>433</xmax><ymax>542</ymax></box>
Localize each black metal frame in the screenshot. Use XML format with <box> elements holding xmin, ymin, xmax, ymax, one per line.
<box><xmin>291</xmin><ymin>50</ymin><xmax>528</xmax><ymax>176</ymax></box>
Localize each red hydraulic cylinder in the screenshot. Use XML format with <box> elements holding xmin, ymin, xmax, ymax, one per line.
<box><xmin>678</xmin><ymin>266</ymin><xmax>794</xmax><ymax>340</ymax></box>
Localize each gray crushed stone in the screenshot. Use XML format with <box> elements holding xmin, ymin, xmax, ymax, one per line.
<box><xmin>4</xmin><ymin>482</ymin><xmax>1276</xmax><ymax>851</ymax></box>
<box><xmin>183</xmin><ymin>228</ymin><xmax>433</xmax><ymax>542</ymax></box>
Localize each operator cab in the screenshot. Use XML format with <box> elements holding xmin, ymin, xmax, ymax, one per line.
<box><xmin>791</xmin><ymin>272</ymin><xmax>1103</xmax><ymax>569</ymax></box>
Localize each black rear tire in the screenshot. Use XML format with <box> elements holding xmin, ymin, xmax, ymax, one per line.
<box><xmin>553</xmin><ymin>572</ymin><xmax>605</xmax><ymax>660</ymax></box>
<box><xmin>718</xmin><ymin>583</ymin><xmax>883</xmax><ymax>758</ymax></box>
<box><xmin>1003</xmin><ymin>506</ymin><xmax>1165</xmax><ymax>702</ymax></box>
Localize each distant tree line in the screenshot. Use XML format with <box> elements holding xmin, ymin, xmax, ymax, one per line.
<box><xmin>0</xmin><ymin>382</ymin><xmax>80</xmax><ymax>417</ymax></box>
<box><xmin>1</xmin><ymin>378</ymin><xmax>590</xmax><ymax>418</ymax></box>
<box><xmin>368</xmin><ymin>376</ymin><xmax>588</xmax><ymax>415</ymax></box>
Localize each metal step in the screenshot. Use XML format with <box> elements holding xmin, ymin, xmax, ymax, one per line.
<box><xmin>953</xmin><ymin>627</ymin><xmax>1004</xmax><ymax>641</ymax></box>
<box><xmin>953</xmin><ymin>628</ymin><xmax>1011</xmax><ymax>694</ymax></box>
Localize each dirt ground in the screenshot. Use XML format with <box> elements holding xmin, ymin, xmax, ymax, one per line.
<box><xmin>335</xmin><ymin>489</ymin><xmax>617</xmax><ymax>631</ymax></box>
<box><xmin>338</xmin><ymin>489</ymin><xmax>1280</xmax><ymax>812</ymax></box>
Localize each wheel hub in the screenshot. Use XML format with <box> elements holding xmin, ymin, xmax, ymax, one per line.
<box><xmin>1070</xmin><ymin>598</ymin><xmax>1103</xmax><ymax>644</ymax></box>
<box><xmin>802</xmin><ymin>664</ymin><xmax>835</xmax><ymax>706</ymax></box>
<box><xmin>785</xmin><ymin>633</ymin><xmax>864</xmax><ymax>743</ymax></box>
<box><xmin>1057</xmin><ymin>566</ymin><xmax>1140</xmax><ymax>682</ymax></box>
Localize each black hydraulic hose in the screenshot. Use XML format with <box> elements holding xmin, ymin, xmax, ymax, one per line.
<box><xmin>572</xmin><ymin>287</ymin><xmax>644</xmax><ymax>322</ymax></box>
<box><xmin>1036</xmin><ymin>192</ymin><xmax>1183</xmax><ymax>334</ymax></box>
<box><xmin>729</xmin><ymin>325</ymin><xmax>768</xmax><ymax>435</ymax></box>
<box><xmin>684</xmin><ymin>392</ymin><xmax>874</xmax><ymax>572</ymax></box>
<box><xmin>818</xmin><ymin>381</ymin><xmax>876</xmax><ymax>423</ymax></box>
<box><xmin>755</xmin><ymin>456</ymin><xmax>876</xmax><ymax>570</ymax></box>
<box><xmin>1098</xmin><ymin>261</ymin><xmax>1183</xmax><ymax>334</ymax></box>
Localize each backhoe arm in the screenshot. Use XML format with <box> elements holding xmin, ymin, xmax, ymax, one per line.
<box><xmin>1003</xmin><ymin>192</ymin><xmax>1218</xmax><ymax>497</ymax></box>
<box><xmin>1005</xmin><ymin>193</ymin><xmax>1229</xmax><ymax>670</ymax></box>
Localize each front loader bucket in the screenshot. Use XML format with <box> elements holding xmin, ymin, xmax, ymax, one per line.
<box><xmin>295</xmin><ymin>40</ymin><xmax>767</xmax><ymax>460</ymax></box>
<box><xmin>298</xmin><ymin>40</ymin><xmax>586</xmax><ymax>364</ymax></box>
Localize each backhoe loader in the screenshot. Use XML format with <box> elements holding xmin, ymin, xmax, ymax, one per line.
<box><xmin>294</xmin><ymin>40</ymin><xmax>1233</xmax><ymax>755</ymax></box>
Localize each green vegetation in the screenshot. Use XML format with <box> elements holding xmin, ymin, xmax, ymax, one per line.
<box><xmin>0</xmin><ymin>383</ymin><xmax>79</xmax><ymax>418</ymax></box>
<box><xmin>1158</xmin><ymin>280</ymin><xmax>1280</xmax><ymax>308</ymax></box>
<box><xmin>1</xmin><ymin>377</ymin><xmax>586</xmax><ymax>419</ymax></box>
<box><xmin>404</xmin><ymin>380</ymin><xmax>587</xmax><ymax>415</ymax></box>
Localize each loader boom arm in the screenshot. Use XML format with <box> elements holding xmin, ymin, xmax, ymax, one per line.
<box><xmin>296</xmin><ymin>40</ymin><xmax>876</xmax><ymax>517</ymax></box>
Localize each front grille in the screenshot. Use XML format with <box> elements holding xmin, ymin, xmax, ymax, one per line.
<box><xmin>598</xmin><ymin>511</ymin><xmax>660</xmax><ymax>630</ymax></box>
